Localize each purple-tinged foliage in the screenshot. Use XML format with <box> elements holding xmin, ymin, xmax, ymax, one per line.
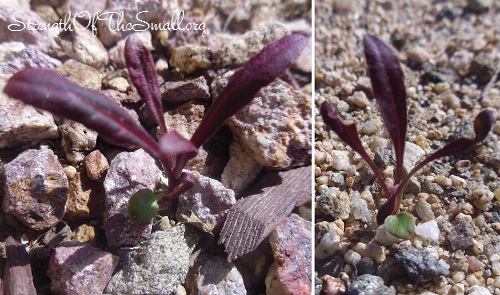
<box><xmin>190</xmin><ymin>33</ymin><xmax>309</xmax><ymax>148</ymax></box>
<box><xmin>125</xmin><ymin>35</ymin><xmax>167</xmax><ymax>135</ymax></box>
<box><xmin>321</xmin><ymin>35</ymin><xmax>497</xmax><ymax>226</ymax></box>
<box><xmin>4</xmin><ymin>33</ymin><xmax>308</xmax><ymax>221</ymax></box>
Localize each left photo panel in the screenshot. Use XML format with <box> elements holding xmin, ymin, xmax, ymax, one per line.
<box><xmin>0</xmin><ymin>1</ymin><xmax>312</xmax><ymax>295</ymax></box>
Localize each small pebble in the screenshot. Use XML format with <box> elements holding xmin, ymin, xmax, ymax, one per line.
<box><xmin>450</xmin><ymin>175</ymin><xmax>467</xmax><ymax>187</ymax></box>
<box><xmin>492</xmin><ymin>261</ymin><xmax>500</xmax><ymax>276</ymax></box>
<box><xmin>415</xmin><ymin>220</ymin><xmax>439</xmax><ymax>242</ymax></box>
<box><xmin>365</xmin><ymin>244</ymin><xmax>386</xmax><ymax>264</ymax></box>
<box><xmin>107</xmin><ymin>77</ymin><xmax>130</xmax><ymax>93</ymax></box>
<box><xmin>337</xmin><ymin>100</ymin><xmax>349</xmax><ymax>112</ymax></box>
<box><xmin>344</xmin><ymin>249</ymin><xmax>361</xmax><ymax>265</ymax></box>
<box><xmin>350</xmin><ymin>91</ymin><xmax>370</xmax><ymax>108</ymax></box>
<box><xmin>315</xmin><ymin>232</ymin><xmax>340</xmax><ymax>259</ymax></box>
<box><xmin>416</xmin><ymin>197</ymin><xmax>434</xmax><ymax>221</ymax></box>
<box><xmin>452</xmin><ymin>271</ymin><xmax>465</xmax><ymax>283</ymax></box>
<box><xmin>362</xmin><ymin>119</ymin><xmax>378</xmax><ymax>135</ymax></box>
<box><xmin>435</xmin><ymin>175</ymin><xmax>452</xmax><ymax>187</ymax></box>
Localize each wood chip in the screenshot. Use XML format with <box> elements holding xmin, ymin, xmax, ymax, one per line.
<box><xmin>219</xmin><ymin>166</ymin><xmax>311</xmax><ymax>261</ymax></box>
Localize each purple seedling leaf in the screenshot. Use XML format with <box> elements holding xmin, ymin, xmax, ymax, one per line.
<box><xmin>320</xmin><ymin>101</ymin><xmax>390</xmax><ymax>195</ymax></box>
<box><xmin>364</xmin><ymin>34</ymin><xmax>408</xmax><ymax>184</ymax></box>
<box><xmin>125</xmin><ymin>35</ymin><xmax>167</xmax><ymax>135</ymax></box>
<box><xmin>159</xmin><ymin>131</ymin><xmax>198</xmax><ymax>179</ymax></box>
<box><xmin>4</xmin><ymin>68</ymin><xmax>161</xmax><ymax>160</ymax></box>
<box><xmin>190</xmin><ymin>33</ymin><xmax>309</xmax><ymax>148</ymax></box>
<box><xmin>376</xmin><ymin>108</ymin><xmax>497</xmax><ymax>224</ymax></box>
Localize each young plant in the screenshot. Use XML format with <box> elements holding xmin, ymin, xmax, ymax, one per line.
<box><xmin>321</xmin><ymin>35</ymin><xmax>496</xmax><ymax>238</ymax></box>
<box><xmin>4</xmin><ymin>33</ymin><xmax>308</xmax><ymax>222</ymax></box>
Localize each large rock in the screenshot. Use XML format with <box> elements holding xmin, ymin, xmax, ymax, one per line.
<box><xmin>176</xmin><ymin>171</ymin><xmax>236</xmax><ymax>234</ymax></box>
<box><xmin>0</xmin><ymin>6</ymin><xmax>50</xmax><ymax>52</ymax></box>
<box><xmin>103</xmin><ymin>149</ymin><xmax>161</xmax><ymax>247</ymax></box>
<box><xmin>48</xmin><ymin>241</ymin><xmax>119</xmax><ymax>295</ymax></box>
<box><xmin>105</xmin><ymin>224</ymin><xmax>202</xmax><ymax>295</ymax></box>
<box><xmin>212</xmin><ymin>74</ymin><xmax>311</xmax><ymax>168</ymax></box>
<box><xmin>266</xmin><ymin>214</ymin><xmax>312</xmax><ymax>295</ymax></box>
<box><xmin>3</xmin><ymin>148</ymin><xmax>68</xmax><ymax>230</ymax></box>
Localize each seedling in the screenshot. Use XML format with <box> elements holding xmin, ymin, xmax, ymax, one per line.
<box><xmin>321</xmin><ymin>35</ymin><xmax>496</xmax><ymax>238</ymax></box>
<box><xmin>4</xmin><ymin>33</ymin><xmax>308</xmax><ymax>222</ymax></box>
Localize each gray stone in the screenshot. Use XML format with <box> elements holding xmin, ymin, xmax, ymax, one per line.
<box><xmin>161</xmin><ymin>76</ymin><xmax>210</xmax><ymax>104</ymax></box>
<box><xmin>48</xmin><ymin>241</ymin><xmax>118</xmax><ymax>295</ymax></box>
<box><xmin>316</xmin><ymin>186</ymin><xmax>351</xmax><ymax>220</ymax></box>
<box><xmin>266</xmin><ymin>214</ymin><xmax>312</xmax><ymax>295</ymax></box>
<box><xmin>214</xmin><ymin>76</ymin><xmax>311</xmax><ymax>168</ymax></box>
<box><xmin>177</xmin><ymin>171</ymin><xmax>236</xmax><ymax>234</ymax></box>
<box><xmin>447</xmin><ymin>220</ymin><xmax>474</xmax><ymax>251</ymax></box>
<box><xmin>394</xmin><ymin>242</ymin><xmax>449</xmax><ymax>283</ymax></box>
<box><xmin>216</xmin><ymin>23</ymin><xmax>289</xmax><ymax>67</ymax></box>
<box><xmin>348</xmin><ymin>274</ymin><xmax>395</xmax><ymax>295</ymax></box>
<box><xmin>3</xmin><ymin>148</ymin><xmax>68</xmax><ymax>231</ymax></box>
<box><xmin>57</xmin><ymin>20</ymin><xmax>108</xmax><ymax>69</ymax></box>
<box><xmin>186</xmin><ymin>254</ymin><xmax>246</xmax><ymax>295</ymax></box>
<box><xmin>374</xmin><ymin>147</ymin><xmax>391</xmax><ymax>169</ymax></box>
<box><xmin>0</xmin><ymin>7</ymin><xmax>50</xmax><ymax>52</ymax></box>
<box><xmin>471</xmin><ymin>52</ymin><xmax>497</xmax><ymax>85</ymax></box>
<box><xmin>60</xmin><ymin>120</ymin><xmax>98</xmax><ymax>163</ymax></box>
<box><xmin>103</xmin><ymin>149</ymin><xmax>161</xmax><ymax>247</ymax></box>
<box><xmin>328</xmin><ymin>172</ymin><xmax>345</xmax><ymax>187</ymax></box>
<box><xmin>105</xmin><ymin>224</ymin><xmax>202</xmax><ymax>295</ymax></box>
<box><xmin>221</xmin><ymin>141</ymin><xmax>263</xmax><ymax>198</ymax></box>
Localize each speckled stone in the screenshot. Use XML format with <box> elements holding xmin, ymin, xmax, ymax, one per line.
<box><xmin>105</xmin><ymin>224</ymin><xmax>202</xmax><ymax>295</ymax></box>
<box><xmin>348</xmin><ymin>274</ymin><xmax>394</xmax><ymax>295</ymax></box>
<box><xmin>65</xmin><ymin>171</ymin><xmax>104</xmax><ymax>222</ymax></box>
<box><xmin>56</xmin><ymin>59</ymin><xmax>102</xmax><ymax>90</ymax></box>
<box><xmin>60</xmin><ymin>120</ymin><xmax>98</xmax><ymax>164</ymax></box>
<box><xmin>83</xmin><ymin>150</ymin><xmax>109</xmax><ymax>181</ymax></box>
<box><xmin>176</xmin><ymin>171</ymin><xmax>236</xmax><ymax>234</ymax></box>
<box><xmin>317</xmin><ymin>186</ymin><xmax>351</xmax><ymax>220</ymax></box>
<box><xmin>0</xmin><ymin>7</ymin><xmax>50</xmax><ymax>52</ymax></box>
<box><xmin>103</xmin><ymin>150</ymin><xmax>161</xmax><ymax>247</ymax></box>
<box><xmin>394</xmin><ymin>242</ymin><xmax>450</xmax><ymax>283</ymax></box>
<box><xmin>3</xmin><ymin>148</ymin><xmax>68</xmax><ymax>231</ymax></box>
<box><xmin>186</xmin><ymin>254</ymin><xmax>246</xmax><ymax>294</ymax></box>
<box><xmin>213</xmin><ymin>74</ymin><xmax>311</xmax><ymax>168</ymax></box>
<box><xmin>47</xmin><ymin>241</ymin><xmax>118</xmax><ymax>295</ymax></box>
<box><xmin>161</xmin><ymin>76</ymin><xmax>210</xmax><ymax>104</ymax></box>
<box><xmin>447</xmin><ymin>220</ymin><xmax>474</xmax><ymax>251</ymax></box>
<box><xmin>266</xmin><ymin>214</ymin><xmax>311</xmax><ymax>295</ymax></box>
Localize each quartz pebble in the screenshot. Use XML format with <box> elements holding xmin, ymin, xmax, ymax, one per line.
<box><xmin>415</xmin><ymin>220</ymin><xmax>439</xmax><ymax>243</ymax></box>
<box><xmin>316</xmin><ymin>231</ymin><xmax>340</xmax><ymax>259</ymax></box>
<box><xmin>416</xmin><ymin>197</ymin><xmax>434</xmax><ymax>221</ymax></box>
<box><xmin>350</xmin><ymin>191</ymin><xmax>374</xmax><ymax>223</ymax></box>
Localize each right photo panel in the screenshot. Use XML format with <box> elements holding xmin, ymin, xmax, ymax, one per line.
<box><xmin>314</xmin><ymin>0</ymin><xmax>499</xmax><ymax>294</ymax></box>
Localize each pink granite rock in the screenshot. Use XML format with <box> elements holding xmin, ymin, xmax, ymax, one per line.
<box><xmin>176</xmin><ymin>171</ymin><xmax>236</xmax><ymax>234</ymax></box>
<box><xmin>48</xmin><ymin>241</ymin><xmax>119</xmax><ymax>295</ymax></box>
<box><xmin>103</xmin><ymin>149</ymin><xmax>161</xmax><ymax>247</ymax></box>
<box><xmin>0</xmin><ymin>6</ymin><xmax>50</xmax><ymax>52</ymax></box>
<box><xmin>266</xmin><ymin>214</ymin><xmax>312</xmax><ymax>295</ymax></box>
<box><xmin>3</xmin><ymin>148</ymin><xmax>68</xmax><ymax>231</ymax></box>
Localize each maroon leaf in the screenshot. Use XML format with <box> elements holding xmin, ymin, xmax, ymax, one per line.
<box><xmin>4</xmin><ymin>236</ymin><xmax>37</xmax><ymax>295</ymax></box>
<box><xmin>364</xmin><ymin>35</ymin><xmax>408</xmax><ymax>183</ymax></box>
<box><xmin>4</xmin><ymin>68</ymin><xmax>161</xmax><ymax>160</ymax></box>
<box><xmin>125</xmin><ymin>35</ymin><xmax>167</xmax><ymax>135</ymax></box>
<box><xmin>376</xmin><ymin>108</ymin><xmax>497</xmax><ymax>224</ymax></box>
<box><xmin>320</xmin><ymin>101</ymin><xmax>390</xmax><ymax>195</ymax></box>
<box><xmin>190</xmin><ymin>33</ymin><xmax>309</xmax><ymax>148</ymax></box>
<box><xmin>159</xmin><ymin>131</ymin><xmax>198</xmax><ymax>178</ymax></box>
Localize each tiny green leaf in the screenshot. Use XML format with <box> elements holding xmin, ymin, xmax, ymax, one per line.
<box><xmin>128</xmin><ymin>188</ymin><xmax>160</xmax><ymax>222</ymax></box>
<box><xmin>384</xmin><ymin>211</ymin><xmax>415</xmax><ymax>239</ymax></box>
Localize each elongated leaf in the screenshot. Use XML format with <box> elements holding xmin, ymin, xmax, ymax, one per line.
<box><xmin>364</xmin><ymin>35</ymin><xmax>407</xmax><ymax>183</ymax></box>
<box><xmin>190</xmin><ymin>33</ymin><xmax>309</xmax><ymax>148</ymax></box>
<box><xmin>4</xmin><ymin>68</ymin><xmax>161</xmax><ymax>159</ymax></box>
<box><xmin>320</xmin><ymin>101</ymin><xmax>390</xmax><ymax>195</ymax></box>
<box><xmin>125</xmin><ymin>35</ymin><xmax>167</xmax><ymax>135</ymax></box>
<box><xmin>377</xmin><ymin>108</ymin><xmax>497</xmax><ymax>224</ymax></box>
